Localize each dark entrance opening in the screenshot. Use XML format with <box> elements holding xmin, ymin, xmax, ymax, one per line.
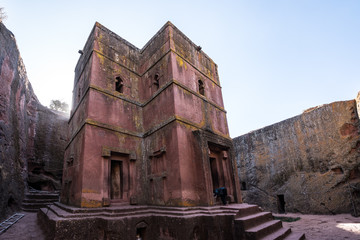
<box><xmin>277</xmin><ymin>194</ymin><xmax>285</xmax><ymax>213</ymax></box>
<box><xmin>209</xmin><ymin>157</ymin><xmax>219</xmax><ymax>190</ymax></box>
<box><xmin>136</xmin><ymin>227</ymin><xmax>146</xmax><ymax>240</ymax></box>
<box><xmin>7</xmin><ymin>196</ymin><xmax>17</xmax><ymax>211</ymax></box>
<box><xmin>241</xmin><ymin>181</ymin><xmax>247</xmax><ymax>190</ymax></box>
<box><xmin>111</xmin><ymin>160</ymin><xmax>123</xmax><ymax>199</ymax></box>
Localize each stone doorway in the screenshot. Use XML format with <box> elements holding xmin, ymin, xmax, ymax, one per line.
<box><xmin>209</xmin><ymin>157</ymin><xmax>222</xmax><ymax>190</ymax></box>
<box><xmin>277</xmin><ymin>194</ymin><xmax>286</xmax><ymax>213</ymax></box>
<box><xmin>208</xmin><ymin>144</ymin><xmax>235</xmax><ymax>201</ymax></box>
<box><xmin>109</xmin><ymin>153</ymin><xmax>131</xmax><ymax>203</ymax></box>
<box><xmin>111</xmin><ymin>160</ymin><xmax>123</xmax><ymax>200</ymax></box>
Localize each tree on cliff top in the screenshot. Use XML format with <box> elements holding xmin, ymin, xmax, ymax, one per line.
<box><xmin>50</xmin><ymin>100</ymin><xmax>69</xmax><ymax>113</ymax></box>
<box><xmin>0</xmin><ymin>7</ymin><xmax>7</xmax><ymax>23</ymax></box>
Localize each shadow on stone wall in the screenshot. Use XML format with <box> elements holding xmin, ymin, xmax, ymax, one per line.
<box><xmin>0</xmin><ymin>22</ymin><xmax>68</xmax><ymax>220</ymax></box>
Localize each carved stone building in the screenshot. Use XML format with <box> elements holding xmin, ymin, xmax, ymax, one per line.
<box><xmin>39</xmin><ymin>22</ymin><xmax>304</xmax><ymax>240</ymax></box>
<box><xmin>60</xmin><ymin>21</ymin><xmax>241</xmax><ymax>208</ymax></box>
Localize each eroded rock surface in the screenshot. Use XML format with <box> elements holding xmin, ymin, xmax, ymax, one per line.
<box><xmin>0</xmin><ymin>23</ymin><xmax>68</xmax><ymax>219</ymax></box>
<box><xmin>234</xmin><ymin>100</ymin><xmax>360</xmax><ymax>215</ymax></box>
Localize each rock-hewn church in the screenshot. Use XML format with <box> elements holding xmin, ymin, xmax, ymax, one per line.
<box><xmin>60</xmin><ymin>21</ymin><xmax>241</xmax><ymax>208</ymax></box>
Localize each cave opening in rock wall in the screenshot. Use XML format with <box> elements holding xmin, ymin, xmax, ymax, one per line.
<box><xmin>241</xmin><ymin>181</ymin><xmax>247</xmax><ymax>190</ymax></box>
<box><xmin>277</xmin><ymin>194</ymin><xmax>285</xmax><ymax>213</ymax></box>
<box><xmin>7</xmin><ymin>196</ymin><xmax>17</xmax><ymax>211</ymax></box>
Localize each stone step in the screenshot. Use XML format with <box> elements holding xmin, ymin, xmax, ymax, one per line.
<box><xmin>23</xmin><ymin>198</ymin><xmax>58</xmax><ymax>203</ymax></box>
<box><xmin>21</xmin><ymin>207</ymin><xmax>39</xmax><ymax>212</ymax></box>
<box><xmin>260</xmin><ymin>227</ymin><xmax>291</xmax><ymax>240</ymax></box>
<box><xmin>43</xmin><ymin>203</ymin><xmax>268</xmax><ymax>224</ymax></box>
<box><xmin>235</xmin><ymin>211</ymin><xmax>274</xmax><ymax>230</ymax></box>
<box><xmin>49</xmin><ymin>204</ymin><xmax>70</xmax><ymax>215</ymax></box>
<box><xmin>22</xmin><ymin>202</ymin><xmax>56</xmax><ymax>212</ymax></box>
<box><xmin>22</xmin><ymin>192</ymin><xmax>59</xmax><ymax>212</ymax></box>
<box><xmin>48</xmin><ymin>204</ymin><xmax>239</xmax><ymax>220</ymax></box>
<box><xmin>25</xmin><ymin>193</ymin><xmax>59</xmax><ymax>200</ymax></box>
<box><xmin>53</xmin><ymin>202</ymin><xmax>242</xmax><ymax>216</ymax></box>
<box><xmin>245</xmin><ymin>220</ymin><xmax>283</xmax><ymax>240</ymax></box>
<box><xmin>283</xmin><ymin>232</ymin><xmax>306</xmax><ymax>240</ymax></box>
<box><xmin>235</xmin><ymin>204</ymin><xmax>262</xmax><ymax>218</ymax></box>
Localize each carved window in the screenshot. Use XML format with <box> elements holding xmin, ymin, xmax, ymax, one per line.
<box><xmin>151</xmin><ymin>156</ymin><xmax>164</xmax><ymax>175</ymax></box>
<box><xmin>154</xmin><ymin>73</ymin><xmax>160</xmax><ymax>90</ymax></box>
<box><xmin>149</xmin><ymin>148</ymin><xmax>166</xmax><ymax>176</ymax></box>
<box><xmin>67</xmin><ymin>155</ymin><xmax>74</xmax><ymax>166</ymax></box>
<box><xmin>77</xmin><ymin>88</ymin><xmax>81</xmax><ymax>102</ymax></box>
<box><xmin>198</xmin><ymin>80</ymin><xmax>205</xmax><ymax>96</ymax></box>
<box><xmin>115</xmin><ymin>76</ymin><xmax>124</xmax><ymax>93</ymax></box>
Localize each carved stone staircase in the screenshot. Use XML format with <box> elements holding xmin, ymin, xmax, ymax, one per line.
<box><xmin>22</xmin><ymin>191</ymin><xmax>59</xmax><ymax>212</ymax></box>
<box><xmin>234</xmin><ymin>204</ymin><xmax>306</xmax><ymax>240</ymax></box>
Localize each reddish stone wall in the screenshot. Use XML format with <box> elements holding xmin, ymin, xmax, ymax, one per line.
<box><xmin>234</xmin><ymin>100</ymin><xmax>360</xmax><ymax>214</ymax></box>
<box><xmin>61</xmin><ymin>22</ymin><xmax>241</xmax><ymax>208</ymax></box>
<box><xmin>0</xmin><ymin>23</ymin><xmax>68</xmax><ymax>219</ymax></box>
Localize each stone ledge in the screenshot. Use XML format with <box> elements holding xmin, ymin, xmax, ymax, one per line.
<box><xmin>45</xmin><ymin>202</ymin><xmax>248</xmax><ymax>218</ymax></box>
<box><xmin>38</xmin><ymin>203</ymin><xmax>256</xmax><ymax>240</ymax></box>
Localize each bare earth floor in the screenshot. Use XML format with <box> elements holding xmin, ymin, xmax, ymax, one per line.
<box><xmin>0</xmin><ymin>211</ymin><xmax>359</xmax><ymax>239</ymax></box>
<box><xmin>0</xmin><ymin>212</ymin><xmax>45</xmax><ymax>240</ymax></box>
<box><xmin>275</xmin><ymin>213</ymin><xmax>360</xmax><ymax>240</ymax></box>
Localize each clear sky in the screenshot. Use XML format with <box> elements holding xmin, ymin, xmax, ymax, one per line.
<box><xmin>1</xmin><ymin>0</ymin><xmax>360</xmax><ymax>137</ymax></box>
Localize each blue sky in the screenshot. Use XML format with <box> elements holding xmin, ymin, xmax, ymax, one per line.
<box><xmin>1</xmin><ymin>0</ymin><xmax>360</xmax><ymax>137</ymax></box>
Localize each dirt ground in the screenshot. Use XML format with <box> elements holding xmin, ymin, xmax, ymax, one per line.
<box><xmin>275</xmin><ymin>212</ymin><xmax>360</xmax><ymax>240</ymax></box>
<box><xmin>0</xmin><ymin>212</ymin><xmax>45</xmax><ymax>240</ymax></box>
<box><xmin>0</xmin><ymin>211</ymin><xmax>359</xmax><ymax>239</ymax></box>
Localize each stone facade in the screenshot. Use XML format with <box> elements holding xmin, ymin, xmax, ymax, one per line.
<box><xmin>60</xmin><ymin>22</ymin><xmax>241</xmax><ymax>208</ymax></box>
<box><xmin>234</xmin><ymin>100</ymin><xmax>360</xmax><ymax>215</ymax></box>
<box><xmin>0</xmin><ymin>23</ymin><xmax>68</xmax><ymax>219</ymax></box>
<box><xmin>40</xmin><ymin>22</ymin><xmax>305</xmax><ymax>240</ymax></box>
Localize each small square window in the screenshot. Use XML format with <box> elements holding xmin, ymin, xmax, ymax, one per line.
<box><xmin>198</xmin><ymin>80</ymin><xmax>205</xmax><ymax>96</ymax></box>
<box><xmin>115</xmin><ymin>76</ymin><xmax>123</xmax><ymax>93</ymax></box>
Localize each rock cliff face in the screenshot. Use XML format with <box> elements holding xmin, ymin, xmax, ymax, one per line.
<box><xmin>234</xmin><ymin>100</ymin><xmax>360</xmax><ymax>215</ymax></box>
<box><xmin>0</xmin><ymin>23</ymin><xmax>68</xmax><ymax>219</ymax></box>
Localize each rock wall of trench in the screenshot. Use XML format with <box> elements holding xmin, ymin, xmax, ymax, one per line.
<box><xmin>0</xmin><ymin>23</ymin><xmax>68</xmax><ymax>219</ymax></box>
<box><xmin>234</xmin><ymin>100</ymin><xmax>360</xmax><ymax>215</ymax></box>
